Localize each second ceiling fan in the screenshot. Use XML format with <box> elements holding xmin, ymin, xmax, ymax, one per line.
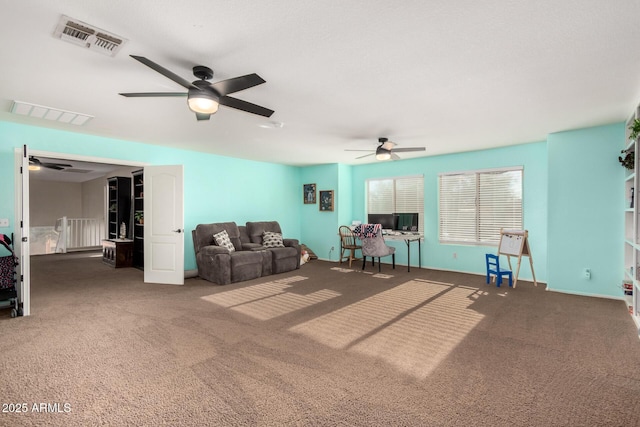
<box><xmin>346</xmin><ymin>138</ymin><xmax>425</xmax><ymax>160</ymax></box>
<box><xmin>119</xmin><ymin>55</ymin><xmax>274</xmax><ymax>120</ymax></box>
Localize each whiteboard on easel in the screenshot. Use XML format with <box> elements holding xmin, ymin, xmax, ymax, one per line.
<box><xmin>498</xmin><ymin>229</ymin><xmax>526</xmax><ymax>256</ymax></box>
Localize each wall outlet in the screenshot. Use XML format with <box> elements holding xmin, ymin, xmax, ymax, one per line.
<box><xmin>453</xmin><ymin>252</ymin><xmax>457</xmax><ymax>259</ymax></box>
<box><xmin>584</xmin><ymin>268</ymin><xmax>591</xmax><ymax>279</ymax></box>
<box><xmin>0</xmin><ymin>218</ymin><xmax>9</xmax><ymax>227</ymax></box>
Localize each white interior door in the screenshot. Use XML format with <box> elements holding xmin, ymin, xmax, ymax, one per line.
<box><xmin>143</xmin><ymin>165</ymin><xmax>184</xmax><ymax>284</ymax></box>
<box><xmin>16</xmin><ymin>145</ymin><xmax>30</xmax><ymax>316</ymax></box>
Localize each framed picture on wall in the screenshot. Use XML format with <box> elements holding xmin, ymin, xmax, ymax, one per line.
<box><xmin>303</xmin><ymin>183</ymin><xmax>316</xmax><ymax>204</ymax></box>
<box><xmin>319</xmin><ymin>190</ymin><xmax>334</xmax><ymax>211</ymax></box>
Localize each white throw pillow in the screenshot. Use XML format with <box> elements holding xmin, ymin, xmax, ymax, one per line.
<box><xmin>262</xmin><ymin>231</ymin><xmax>285</xmax><ymax>248</ymax></box>
<box><xmin>213</xmin><ymin>230</ymin><xmax>235</xmax><ymax>253</ymax></box>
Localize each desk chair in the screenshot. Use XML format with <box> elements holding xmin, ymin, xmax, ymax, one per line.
<box><xmin>485</xmin><ymin>254</ymin><xmax>512</xmax><ymax>287</ymax></box>
<box><xmin>338</xmin><ymin>225</ymin><xmax>362</xmax><ymax>268</ymax></box>
<box><xmin>360</xmin><ymin>228</ymin><xmax>395</xmax><ymax>272</ymax></box>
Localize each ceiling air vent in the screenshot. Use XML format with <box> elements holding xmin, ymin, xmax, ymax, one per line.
<box><xmin>53</xmin><ymin>15</ymin><xmax>127</xmax><ymax>57</ymax></box>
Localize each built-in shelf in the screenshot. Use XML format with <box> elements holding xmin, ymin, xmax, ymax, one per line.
<box><xmin>132</xmin><ymin>169</ymin><xmax>144</xmax><ymax>270</ymax></box>
<box><xmin>623</xmin><ymin>103</ymin><xmax>640</xmax><ymax>337</ymax></box>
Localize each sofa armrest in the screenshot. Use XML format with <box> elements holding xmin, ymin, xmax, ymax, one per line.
<box><xmin>283</xmin><ymin>238</ymin><xmax>299</xmax><ymax>248</ymax></box>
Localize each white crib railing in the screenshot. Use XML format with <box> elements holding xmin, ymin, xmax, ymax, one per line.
<box><xmin>55</xmin><ymin>217</ymin><xmax>105</xmax><ymax>253</ymax></box>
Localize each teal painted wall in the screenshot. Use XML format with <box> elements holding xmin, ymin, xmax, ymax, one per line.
<box><xmin>337</xmin><ymin>164</ymin><xmax>354</xmax><ymax>228</ymax></box>
<box><xmin>349</xmin><ymin>141</ymin><xmax>549</xmax><ymax>280</ymax></box>
<box><xmin>0</xmin><ymin>122</ymin><xmax>301</xmax><ymax>271</ymax></box>
<box><xmin>299</xmin><ymin>164</ymin><xmax>342</xmax><ymax>261</ymax></box>
<box><xmin>547</xmin><ymin>123</ymin><xmax>624</xmax><ymax>297</ymax></box>
<box><xmin>1</xmin><ymin>120</ymin><xmax>626</xmax><ymax>299</ymax></box>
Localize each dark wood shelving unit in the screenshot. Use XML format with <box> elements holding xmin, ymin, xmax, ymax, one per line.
<box><xmin>107</xmin><ymin>176</ymin><xmax>131</xmax><ymax>240</ymax></box>
<box><xmin>132</xmin><ymin>169</ymin><xmax>144</xmax><ymax>270</ymax></box>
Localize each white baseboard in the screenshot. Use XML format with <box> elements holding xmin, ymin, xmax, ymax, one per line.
<box><xmin>185</xmin><ymin>269</ymin><xmax>198</xmax><ymax>279</ymax></box>
<box><xmin>545</xmin><ymin>287</ymin><xmax>623</xmax><ymax>301</ymax></box>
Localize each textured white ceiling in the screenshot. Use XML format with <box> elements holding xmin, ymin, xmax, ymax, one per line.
<box><xmin>2</xmin><ymin>0</ymin><xmax>640</xmax><ymax>166</ymax></box>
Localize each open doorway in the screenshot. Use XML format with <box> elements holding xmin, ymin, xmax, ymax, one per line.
<box><xmin>16</xmin><ymin>148</ymin><xmax>185</xmax><ymax>316</ymax></box>
<box><xmin>15</xmin><ymin>148</ymin><xmax>147</xmax><ymax>316</ymax></box>
<box><xmin>28</xmin><ymin>155</ymin><xmax>141</xmax><ymax>255</ymax></box>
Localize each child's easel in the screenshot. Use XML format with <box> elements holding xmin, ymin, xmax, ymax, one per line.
<box><xmin>497</xmin><ymin>228</ymin><xmax>537</xmax><ymax>288</ymax></box>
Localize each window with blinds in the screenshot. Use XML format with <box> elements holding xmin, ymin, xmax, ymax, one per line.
<box><xmin>439</xmin><ymin>167</ymin><xmax>522</xmax><ymax>244</ymax></box>
<box><xmin>366</xmin><ymin>175</ymin><xmax>424</xmax><ymax>231</ymax></box>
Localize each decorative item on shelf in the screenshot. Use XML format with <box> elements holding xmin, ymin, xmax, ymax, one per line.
<box><xmin>619</xmin><ymin>148</ymin><xmax>635</xmax><ymax>170</ymax></box>
<box><xmin>134</xmin><ymin>211</ymin><xmax>144</xmax><ymax>225</ymax></box>
<box><xmin>629</xmin><ymin>118</ymin><xmax>640</xmax><ymax>142</ymax></box>
<box><xmin>119</xmin><ymin>222</ymin><xmax>127</xmax><ymax>239</ymax></box>
<box><xmin>109</xmin><ymin>203</ymin><xmax>116</xmax><ymax>212</ymax></box>
<box><xmin>632</xmin><ymin>187</ymin><xmax>635</xmax><ymax>209</ymax></box>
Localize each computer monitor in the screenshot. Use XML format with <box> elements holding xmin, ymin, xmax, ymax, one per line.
<box><xmin>367</xmin><ymin>213</ymin><xmax>395</xmax><ymax>230</ymax></box>
<box><xmin>394</xmin><ymin>213</ymin><xmax>419</xmax><ymax>231</ymax></box>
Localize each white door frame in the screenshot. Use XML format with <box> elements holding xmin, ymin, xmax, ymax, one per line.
<box><xmin>14</xmin><ymin>148</ymin><xmax>147</xmax><ymax>316</ymax></box>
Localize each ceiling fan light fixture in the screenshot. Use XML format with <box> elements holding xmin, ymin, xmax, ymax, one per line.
<box><xmin>376</xmin><ymin>146</ymin><xmax>391</xmax><ymax>161</ymax></box>
<box><xmin>187</xmin><ymin>94</ymin><xmax>219</xmax><ymax>114</ymax></box>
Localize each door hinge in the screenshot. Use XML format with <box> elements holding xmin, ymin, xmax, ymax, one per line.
<box><xmin>22</xmin><ymin>237</ymin><xmax>28</xmax><ymax>242</ymax></box>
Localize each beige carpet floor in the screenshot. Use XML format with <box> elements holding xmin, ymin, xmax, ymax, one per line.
<box><xmin>1</xmin><ymin>252</ymin><xmax>639</xmax><ymax>426</ymax></box>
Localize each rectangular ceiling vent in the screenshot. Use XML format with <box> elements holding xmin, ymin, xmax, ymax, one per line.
<box><xmin>53</xmin><ymin>15</ymin><xmax>127</xmax><ymax>57</ymax></box>
<box><xmin>11</xmin><ymin>101</ymin><xmax>94</xmax><ymax>126</ymax></box>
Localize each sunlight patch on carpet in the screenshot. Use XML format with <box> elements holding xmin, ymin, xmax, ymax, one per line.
<box><xmin>289</xmin><ymin>279</ymin><xmax>485</xmax><ymax>379</ymax></box>
<box><xmin>201</xmin><ymin>276</ymin><xmax>307</xmax><ymax>307</ymax></box>
<box><xmin>330</xmin><ymin>267</ymin><xmax>355</xmax><ymax>273</ymax></box>
<box><xmin>290</xmin><ymin>280</ymin><xmax>448</xmax><ymax>349</ymax></box>
<box><xmin>201</xmin><ymin>276</ymin><xmax>341</xmax><ymax>320</ymax></box>
<box><xmin>330</xmin><ymin>267</ymin><xmax>392</xmax><ymax>279</ymax></box>
<box><xmin>232</xmin><ymin>289</ymin><xmax>341</xmax><ymax>320</ymax></box>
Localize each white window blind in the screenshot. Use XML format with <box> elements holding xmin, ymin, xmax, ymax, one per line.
<box><xmin>366</xmin><ymin>175</ymin><xmax>424</xmax><ymax>231</ymax></box>
<box><xmin>439</xmin><ymin>167</ymin><xmax>522</xmax><ymax>244</ymax></box>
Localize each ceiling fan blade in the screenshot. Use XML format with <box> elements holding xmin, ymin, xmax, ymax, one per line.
<box><xmin>344</xmin><ymin>149</ymin><xmax>375</xmax><ymax>152</ymax></box>
<box><xmin>29</xmin><ymin>156</ymin><xmax>71</xmax><ymax>170</ymax></box>
<box><xmin>195</xmin><ymin>113</ymin><xmax>211</xmax><ymax>121</ymax></box>
<box><xmin>129</xmin><ymin>55</ymin><xmax>198</xmax><ymax>90</ymax></box>
<box><xmin>210</xmin><ymin>73</ymin><xmax>266</xmax><ymax>96</ymax></box>
<box><xmin>219</xmin><ymin>96</ymin><xmax>274</xmax><ymax>117</ymax></box>
<box><xmin>42</xmin><ymin>162</ymin><xmax>72</xmax><ymax>167</ymax></box>
<box><xmin>119</xmin><ymin>92</ymin><xmax>187</xmax><ymax>98</ymax></box>
<box><xmin>356</xmin><ymin>153</ymin><xmax>375</xmax><ymax>159</ymax></box>
<box><xmin>392</xmin><ymin>147</ymin><xmax>426</xmax><ymax>153</ymax></box>
<box><xmin>41</xmin><ymin>164</ymin><xmax>66</xmax><ymax>170</ymax></box>
<box><xmin>391</xmin><ymin>153</ymin><xmax>401</xmax><ymax>161</ymax></box>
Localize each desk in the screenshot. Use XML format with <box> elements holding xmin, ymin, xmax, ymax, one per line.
<box><xmin>383</xmin><ymin>233</ymin><xmax>423</xmax><ymax>272</ymax></box>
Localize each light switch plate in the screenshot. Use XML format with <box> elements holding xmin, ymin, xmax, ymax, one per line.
<box><xmin>0</xmin><ymin>218</ymin><xmax>9</xmax><ymax>227</ymax></box>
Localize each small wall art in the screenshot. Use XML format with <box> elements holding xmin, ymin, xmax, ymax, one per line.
<box><xmin>303</xmin><ymin>183</ymin><xmax>316</xmax><ymax>204</ymax></box>
<box><xmin>319</xmin><ymin>190</ymin><xmax>334</xmax><ymax>211</ymax></box>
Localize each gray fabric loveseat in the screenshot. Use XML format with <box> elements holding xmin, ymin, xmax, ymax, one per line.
<box><xmin>192</xmin><ymin>221</ymin><xmax>300</xmax><ymax>285</ymax></box>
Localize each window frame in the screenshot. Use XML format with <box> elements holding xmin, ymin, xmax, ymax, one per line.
<box><xmin>438</xmin><ymin>166</ymin><xmax>523</xmax><ymax>245</ymax></box>
<box><xmin>365</xmin><ymin>174</ymin><xmax>424</xmax><ymax>232</ymax></box>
